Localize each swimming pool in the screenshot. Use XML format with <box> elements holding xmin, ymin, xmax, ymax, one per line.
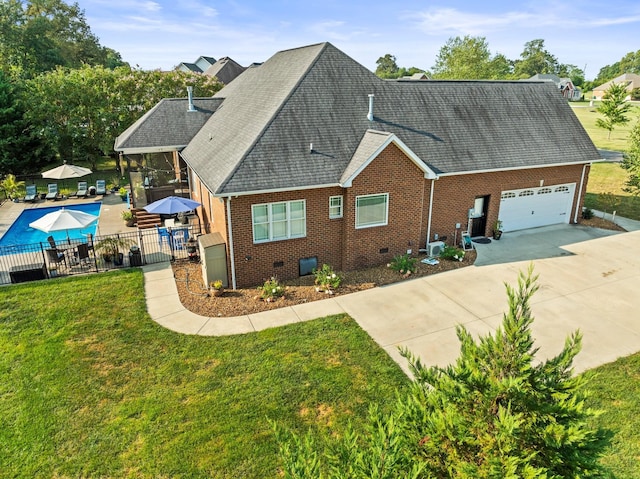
<box><xmin>0</xmin><ymin>202</ymin><xmax>101</xmax><ymax>250</ymax></box>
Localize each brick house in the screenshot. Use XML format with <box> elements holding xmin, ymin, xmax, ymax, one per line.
<box><xmin>116</xmin><ymin>42</ymin><xmax>600</xmax><ymax>289</ymax></box>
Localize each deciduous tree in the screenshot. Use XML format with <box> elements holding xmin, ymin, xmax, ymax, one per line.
<box><xmin>276</xmin><ymin>267</ymin><xmax>607</xmax><ymax>478</ymax></box>
<box><xmin>513</xmin><ymin>39</ymin><xmax>560</xmax><ymax>78</ymax></box>
<box><xmin>432</xmin><ymin>35</ymin><xmax>494</xmax><ymax>79</ymax></box>
<box><xmin>595</xmin><ymin>82</ymin><xmax>632</xmax><ymax>139</ymax></box>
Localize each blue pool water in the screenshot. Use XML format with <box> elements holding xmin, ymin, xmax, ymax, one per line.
<box><xmin>0</xmin><ymin>202</ymin><xmax>101</xmax><ymax>250</ymax></box>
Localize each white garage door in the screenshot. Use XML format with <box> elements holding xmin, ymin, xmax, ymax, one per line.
<box><xmin>499</xmin><ymin>183</ymin><xmax>575</xmax><ymax>232</ymax></box>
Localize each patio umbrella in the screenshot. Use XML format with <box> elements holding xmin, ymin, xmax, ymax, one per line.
<box><xmin>29</xmin><ymin>207</ymin><xmax>99</xmax><ymax>243</ymax></box>
<box><xmin>42</xmin><ymin>163</ymin><xmax>92</xmax><ymax>179</ymax></box>
<box><xmin>143</xmin><ymin>196</ymin><xmax>202</xmax><ymax>215</ymax></box>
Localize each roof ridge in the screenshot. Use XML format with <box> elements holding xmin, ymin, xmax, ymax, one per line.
<box><xmin>215</xmin><ymin>42</ymin><xmax>330</xmax><ymax>194</ymax></box>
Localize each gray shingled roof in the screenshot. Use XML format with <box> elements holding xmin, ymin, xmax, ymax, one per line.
<box><xmin>114</xmin><ymin>98</ymin><xmax>222</xmax><ymax>153</ymax></box>
<box><xmin>204</xmin><ymin>57</ymin><xmax>246</xmax><ymax>84</ymax></box>
<box><xmin>179</xmin><ymin>42</ymin><xmax>600</xmax><ymax>196</ymax></box>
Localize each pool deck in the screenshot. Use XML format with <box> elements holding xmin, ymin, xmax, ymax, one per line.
<box><xmin>0</xmin><ymin>192</ymin><xmax>131</xmax><ymax>240</ymax></box>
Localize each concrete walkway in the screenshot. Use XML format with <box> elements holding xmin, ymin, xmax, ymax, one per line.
<box><xmin>144</xmin><ymin>219</ymin><xmax>640</xmax><ymax>375</ymax></box>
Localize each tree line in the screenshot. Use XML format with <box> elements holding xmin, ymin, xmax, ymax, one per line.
<box><xmin>0</xmin><ymin>0</ymin><xmax>222</xmax><ymax>177</ymax></box>
<box><xmin>376</xmin><ymin>35</ymin><xmax>640</xmax><ymax>91</ymax></box>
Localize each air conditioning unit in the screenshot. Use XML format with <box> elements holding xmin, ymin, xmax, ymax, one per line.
<box><xmin>427</xmin><ymin>241</ymin><xmax>445</xmax><ymax>257</ymax></box>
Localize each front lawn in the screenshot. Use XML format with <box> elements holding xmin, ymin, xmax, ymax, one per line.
<box><xmin>585</xmin><ymin>162</ymin><xmax>640</xmax><ymax>220</ymax></box>
<box><xmin>570</xmin><ymin>103</ymin><xmax>640</xmax><ymax>151</ymax></box>
<box><xmin>0</xmin><ymin>270</ymin><xmax>408</xmax><ymax>478</ymax></box>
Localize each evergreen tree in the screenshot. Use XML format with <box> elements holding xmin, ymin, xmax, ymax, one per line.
<box><xmin>621</xmin><ymin>119</ymin><xmax>640</xmax><ymax>196</ymax></box>
<box><xmin>276</xmin><ymin>267</ymin><xmax>607</xmax><ymax>478</ymax></box>
<box><xmin>595</xmin><ymin>82</ymin><xmax>632</xmax><ymax>139</ymax></box>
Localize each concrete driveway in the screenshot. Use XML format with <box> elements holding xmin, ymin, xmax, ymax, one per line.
<box><xmin>333</xmin><ymin>224</ymin><xmax>640</xmax><ymax>375</ymax></box>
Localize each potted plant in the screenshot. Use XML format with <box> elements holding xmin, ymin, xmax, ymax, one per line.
<box><xmin>121</xmin><ymin>210</ymin><xmax>135</xmax><ymax>227</ymax></box>
<box><xmin>118</xmin><ymin>187</ymin><xmax>128</xmax><ymax>202</ymax></box>
<box><xmin>95</xmin><ymin>236</ymin><xmax>130</xmax><ymax>265</ymax></box>
<box><xmin>209</xmin><ymin>280</ymin><xmax>224</xmax><ymax>297</ymax></box>
<box><xmin>493</xmin><ymin>219</ymin><xmax>503</xmax><ymax>240</ymax></box>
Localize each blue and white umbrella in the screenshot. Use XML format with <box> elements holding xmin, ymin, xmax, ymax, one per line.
<box><xmin>143</xmin><ymin>196</ymin><xmax>201</xmax><ymax>215</ymax></box>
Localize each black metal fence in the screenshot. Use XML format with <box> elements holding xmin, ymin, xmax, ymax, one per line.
<box><xmin>0</xmin><ymin>224</ymin><xmax>203</xmax><ymax>285</ymax></box>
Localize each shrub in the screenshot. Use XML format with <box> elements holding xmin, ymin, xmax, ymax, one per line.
<box><xmin>388</xmin><ymin>253</ymin><xmax>417</xmax><ymax>276</ymax></box>
<box><xmin>582</xmin><ymin>207</ymin><xmax>594</xmax><ymax>219</ymax></box>
<box><xmin>440</xmin><ymin>245</ymin><xmax>465</xmax><ymax>262</ymax></box>
<box><xmin>313</xmin><ymin>263</ymin><xmax>342</xmax><ymax>291</ymax></box>
<box><xmin>259</xmin><ymin>277</ymin><xmax>284</xmax><ymax>302</ymax></box>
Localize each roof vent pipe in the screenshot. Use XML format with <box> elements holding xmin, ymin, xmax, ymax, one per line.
<box><xmin>367</xmin><ymin>94</ymin><xmax>374</xmax><ymax>121</ymax></box>
<box><xmin>187</xmin><ymin>86</ymin><xmax>196</xmax><ymax>112</ymax></box>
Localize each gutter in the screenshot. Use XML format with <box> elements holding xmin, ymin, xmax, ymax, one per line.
<box><xmin>226</xmin><ymin>197</ymin><xmax>237</xmax><ymax>290</ymax></box>
<box><xmin>436</xmin><ymin>159</ymin><xmax>602</xmax><ymax>177</ymax></box>
<box><xmin>574</xmin><ymin>164</ymin><xmax>588</xmax><ymax>223</ymax></box>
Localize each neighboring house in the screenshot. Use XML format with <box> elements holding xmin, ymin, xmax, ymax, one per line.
<box><xmin>116</xmin><ymin>42</ymin><xmax>600</xmax><ymax>289</ymax></box>
<box><xmin>203</xmin><ymin>57</ymin><xmax>247</xmax><ymax>85</ymax></box>
<box><xmin>592</xmin><ymin>73</ymin><xmax>640</xmax><ymax>100</ymax></box>
<box><xmin>176</xmin><ymin>56</ymin><xmax>246</xmax><ymax>84</ymax></box>
<box><xmin>176</xmin><ymin>56</ymin><xmax>217</xmax><ymax>73</ymax></box>
<box><xmin>528</xmin><ymin>74</ymin><xmax>582</xmax><ymax>100</ymax></box>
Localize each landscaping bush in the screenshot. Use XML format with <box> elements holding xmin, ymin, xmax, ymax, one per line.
<box><xmin>440</xmin><ymin>245</ymin><xmax>465</xmax><ymax>261</ymax></box>
<box><xmin>388</xmin><ymin>253</ymin><xmax>417</xmax><ymax>276</ymax></box>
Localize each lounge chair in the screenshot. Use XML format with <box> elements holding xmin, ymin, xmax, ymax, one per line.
<box><xmin>45</xmin><ymin>183</ymin><xmax>59</xmax><ymax>201</ymax></box>
<box><xmin>95</xmin><ymin>180</ymin><xmax>106</xmax><ymax>195</ymax></box>
<box><xmin>75</xmin><ymin>181</ymin><xmax>88</xmax><ymax>198</ymax></box>
<box><xmin>24</xmin><ymin>184</ymin><xmax>38</xmax><ymax>202</ymax></box>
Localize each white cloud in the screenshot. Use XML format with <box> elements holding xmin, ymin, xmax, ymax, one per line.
<box><xmin>408</xmin><ymin>7</ymin><xmax>640</xmax><ymax>35</ymax></box>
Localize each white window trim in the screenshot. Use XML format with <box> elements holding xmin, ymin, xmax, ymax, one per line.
<box><xmin>252</xmin><ymin>199</ymin><xmax>306</xmax><ymax>243</ymax></box>
<box><xmin>355</xmin><ymin>193</ymin><xmax>389</xmax><ymax>229</ymax></box>
<box><xmin>329</xmin><ymin>195</ymin><xmax>343</xmax><ymax>219</ymax></box>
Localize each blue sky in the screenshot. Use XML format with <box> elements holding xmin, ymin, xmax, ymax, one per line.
<box><xmin>81</xmin><ymin>0</ymin><xmax>640</xmax><ymax>80</ymax></box>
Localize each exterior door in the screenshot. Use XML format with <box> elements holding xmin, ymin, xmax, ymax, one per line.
<box><xmin>470</xmin><ymin>195</ymin><xmax>490</xmax><ymax>237</ymax></box>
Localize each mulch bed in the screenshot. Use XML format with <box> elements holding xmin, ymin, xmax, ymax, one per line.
<box><xmin>171</xmin><ymin>217</ymin><xmax>626</xmax><ymax>318</ymax></box>
<box><xmin>172</xmin><ymin>250</ymin><xmax>477</xmax><ymax>317</ymax></box>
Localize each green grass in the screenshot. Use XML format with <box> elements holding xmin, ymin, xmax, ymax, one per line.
<box><xmin>585</xmin><ymin>353</ymin><xmax>640</xmax><ymax>478</ymax></box>
<box><xmin>570</xmin><ymin>104</ymin><xmax>640</xmax><ymax>151</ymax></box>
<box><xmin>0</xmin><ymin>270</ymin><xmax>408</xmax><ymax>478</ymax></box>
<box><xmin>584</xmin><ymin>162</ymin><xmax>640</xmax><ymax>220</ymax></box>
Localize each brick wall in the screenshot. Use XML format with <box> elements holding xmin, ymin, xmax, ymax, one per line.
<box><xmin>342</xmin><ymin>143</ymin><xmax>426</xmax><ymax>270</ymax></box>
<box><xmin>229</xmin><ymin>187</ymin><xmax>344</xmax><ymax>288</ymax></box>
<box><xmin>426</xmin><ymin>164</ymin><xmax>588</xmax><ymax>246</ymax></box>
<box><xmin>194</xmin><ymin>150</ymin><xmax>588</xmax><ymax>288</ymax></box>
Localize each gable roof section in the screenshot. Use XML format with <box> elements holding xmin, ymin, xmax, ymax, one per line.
<box><xmin>341</xmin><ymin>130</ymin><xmax>436</xmax><ymax>186</ymax></box>
<box><xmin>593</xmin><ymin>73</ymin><xmax>640</xmax><ymax>92</ymax></box>
<box><xmin>180</xmin><ymin>42</ymin><xmax>599</xmax><ymax>196</ymax></box>
<box><xmin>177</xmin><ymin>62</ymin><xmax>201</xmax><ymax>73</ymax></box>
<box><xmin>204</xmin><ymin>57</ymin><xmax>246</xmax><ymax>84</ymax></box>
<box><xmin>114</xmin><ymin>98</ymin><xmax>222</xmax><ymax>154</ymax></box>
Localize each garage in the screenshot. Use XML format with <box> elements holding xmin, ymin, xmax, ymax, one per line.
<box><xmin>498</xmin><ymin>183</ymin><xmax>575</xmax><ymax>232</ymax></box>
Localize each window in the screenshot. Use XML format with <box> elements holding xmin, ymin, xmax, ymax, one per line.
<box><xmin>538</xmin><ymin>188</ymin><xmax>552</xmax><ymax>195</ymax></box>
<box><xmin>519</xmin><ymin>190</ymin><xmax>534</xmax><ymax>197</ymax></box>
<box><xmin>555</xmin><ymin>186</ymin><xmax>570</xmax><ymax>193</ymax></box>
<box><xmin>356</xmin><ymin>193</ymin><xmax>388</xmax><ymax>228</ymax></box>
<box><xmin>252</xmin><ymin>200</ymin><xmax>306</xmax><ymax>243</ymax></box>
<box><xmin>329</xmin><ymin>195</ymin><xmax>343</xmax><ymax>218</ymax></box>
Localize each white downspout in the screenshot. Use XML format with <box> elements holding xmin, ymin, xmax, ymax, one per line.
<box><xmin>426</xmin><ymin>178</ymin><xmax>436</xmax><ymax>246</ymax></box>
<box><xmin>226</xmin><ymin>197</ymin><xmax>237</xmax><ymax>289</ymax></box>
<box><xmin>574</xmin><ymin>164</ymin><xmax>587</xmax><ymax>223</ymax></box>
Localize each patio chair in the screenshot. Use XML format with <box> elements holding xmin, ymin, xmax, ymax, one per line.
<box><xmin>172</xmin><ymin>228</ymin><xmax>188</xmax><ymax>250</ymax></box>
<box><xmin>156</xmin><ymin>226</ymin><xmax>171</xmax><ymax>247</ymax></box>
<box><xmin>24</xmin><ymin>184</ymin><xmax>38</xmax><ymax>202</ymax></box>
<box><xmin>46</xmin><ymin>248</ymin><xmax>67</xmax><ymax>270</ymax></box>
<box><xmin>47</xmin><ymin>235</ymin><xmax>57</xmax><ymax>249</ymax></box>
<box><xmin>73</xmin><ymin>242</ymin><xmax>91</xmax><ymax>267</ymax></box>
<box><xmin>75</xmin><ymin>181</ymin><xmax>88</xmax><ymax>198</ymax></box>
<box><xmin>95</xmin><ymin>179</ymin><xmax>106</xmax><ymax>195</ymax></box>
<box><xmin>45</xmin><ymin>183</ymin><xmax>59</xmax><ymax>200</ymax></box>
